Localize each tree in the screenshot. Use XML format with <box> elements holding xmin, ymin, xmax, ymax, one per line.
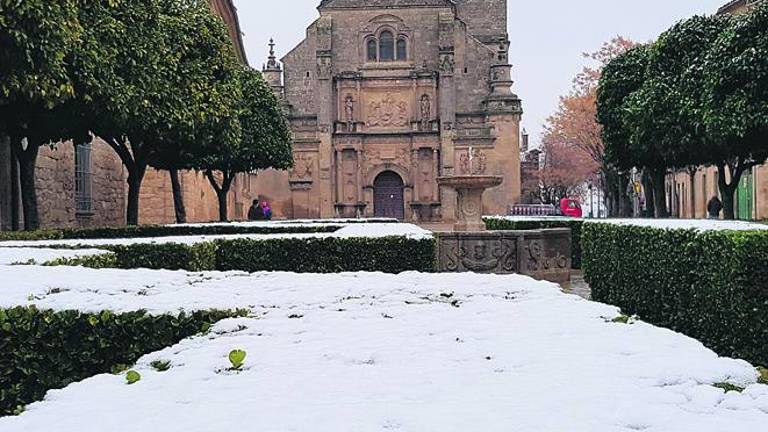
<box><xmin>701</xmin><ymin>4</ymin><xmax>768</xmax><ymax>219</ymax></box>
<box><xmin>74</xmin><ymin>0</ymin><xmax>239</xmax><ymax>225</ymax></box>
<box><xmin>537</xmin><ymin>131</ymin><xmax>597</xmax><ymax>205</ymax></box>
<box><xmin>597</xmin><ymin>45</ymin><xmax>653</xmax><ymax>215</ymax></box>
<box><xmin>623</xmin><ymin>16</ymin><xmax>730</xmax><ymax>218</ymax></box>
<box><xmin>144</xmin><ymin>0</ymin><xmax>244</xmax><ymax>224</ymax></box>
<box><xmin>0</xmin><ymin>0</ymin><xmax>83</xmax><ymax>230</ymax></box>
<box><xmin>201</xmin><ymin>67</ymin><xmax>293</xmax><ymax>222</ymax></box>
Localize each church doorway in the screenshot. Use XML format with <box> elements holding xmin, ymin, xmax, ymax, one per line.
<box><xmin>374</xmin><ymin>171</ymin><xmax>405</xmax><ymax>220</ymax></box>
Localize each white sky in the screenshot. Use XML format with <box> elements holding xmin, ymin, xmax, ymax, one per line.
<box><xmin>233</xmin><ymin>0</ymin><xmax>727</xmax><ymax>148</ymax></box>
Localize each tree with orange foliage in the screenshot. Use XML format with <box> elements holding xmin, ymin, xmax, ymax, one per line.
<box><xmin>540</xmin><ymin>37</ymin><xmax>638</xmax><ymax>216</ymax></box>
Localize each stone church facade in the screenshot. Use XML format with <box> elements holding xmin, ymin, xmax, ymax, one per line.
<box><xmin>257</xmin><ymin>0</ymin><xmax>523</xmax><ymax>222</ymax></box>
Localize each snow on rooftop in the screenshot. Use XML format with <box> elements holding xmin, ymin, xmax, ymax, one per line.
<box><xmin>0</xmin><ymin>267</ymin><xmax>766</xmax><ymax>431</ymax></box>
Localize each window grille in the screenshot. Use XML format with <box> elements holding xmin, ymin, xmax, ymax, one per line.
<box><xmin>75</xmin><ymin>143</ymin><xmax>93</xmax><ymax>213</ymax></box>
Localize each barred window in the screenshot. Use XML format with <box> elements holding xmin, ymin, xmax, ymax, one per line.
<box><xmin>75</xmin><ymin>143</ymin><xmax>93</xmax><ymax>214</ymax></box>
<box><xmin>379</xmin><ymin>31</ymin><xmax>394</xmax><ymax>61</ymax></box>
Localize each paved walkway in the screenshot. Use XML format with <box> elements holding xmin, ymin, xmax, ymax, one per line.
<box><xmin>561</xmin><ymin>271</ymin><xmax>591</xmax><ymax>300</ymax></box>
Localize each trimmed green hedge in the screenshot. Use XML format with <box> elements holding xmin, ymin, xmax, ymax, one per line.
<box><xmin>46</xmin><ymin>237</ymin><xmax>437</xmax><ymax>273</ymax></box>
<box><xmin>0</xmin><ymin>224</ymin><xmax>341</xmax><ymax>242</ymax></box>
<box><xmin>216</xmin><ymin>237</ymin><xmax>436</xmax><ymax>273</ymax></box>
<box><xmin>484</xmin><ymin>218</ymin><xmax>584</xmax><ymax>269</ymax></box>
<box><xmin>0</xmin><ymin>307</ymin><xmax>245</xmax><ymax>416</ymax></box>
<box><xmin>582</xmin><ymin>222</ymin><xmax>768</xmax><ymax>366</ymax></box>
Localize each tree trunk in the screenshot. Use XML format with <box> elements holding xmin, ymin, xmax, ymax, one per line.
<box><xmin>618</xmin><ymin>173</ymin><xmax>632</xmax><ymax>217</ymax></box>
<box><xmin>642</xmin><ymin>172</ymin><xmax>655</xmax><ymax>218</ymax></box>
<box><xmin>10</xmin><ymin>141</ymin><xmax>20</xmax><ymax>231</ymax></box>
<box><xmin>126</xmin><ymin>164</ymin><xmax>147</xmax><ymax>226</ymax></box>
<box><xmin>717</xmin><ymin>163</ymin><xmax>745</xmax><ymax>221</ymax></box>
<box><xmin>688</xmin><ymin>168</ymin><xmax>697</xmax><ymax>219</ymax></box>
<box><xmin>205</xmin><ymin>170</ymin><xmax>234</xmax><ymax>222</ymax></box>
<box><xmin>169</xmin><ymin>169</ymin><xmax>187</xmax><ymax>224</ymax></box>
<box><xmin>650</xmin><ymin>169</ymin><xmax>669</xmax><ymax>218</ymax></box>
<box><xmin>16</xmin><ymin>143</ymin><xmax>40</xmax><ymax>231</ymax></box>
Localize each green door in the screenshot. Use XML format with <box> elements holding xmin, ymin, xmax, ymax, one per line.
<box><xmin>737</xmin><ymin>171</ymin><xmax>754</xmax><ymax>220</ymax></box>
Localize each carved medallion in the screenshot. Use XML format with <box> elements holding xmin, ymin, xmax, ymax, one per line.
<box><xmin>367</xmin><ymin>93</ymin><xmax>409</xmax><ymax>128</ymax></box>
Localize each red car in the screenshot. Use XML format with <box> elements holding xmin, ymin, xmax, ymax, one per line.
<box><xmin>559</xmin><ymin>198</ymin><xmax>583</xmax><ymax>218</ymax></box>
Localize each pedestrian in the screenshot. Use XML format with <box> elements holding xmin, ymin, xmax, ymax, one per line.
<box><xmin>707</xmin><ymin>196</ymin><xmax>723</xmax><ymax>219</ymax></box>
<box><xmin>248</xmin><ymin>199</ymin><xmax>265</xmax><ymax>221</ymax></box>
<box><xmin>261</xmin><ymin>200</ymin><xmax>273</xmax><ymax>221</ymax></box>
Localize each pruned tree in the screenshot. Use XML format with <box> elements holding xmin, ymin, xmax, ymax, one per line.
<box><xmin>701</xmin><ymin>4</ymin><xmax>768</xmax><ymax>219</ymax></box>
<box><xmin>0</xmin><ymin>0</ymin><xmax>83</xmax><ymax>230</ymax></box>
<box><xmin>201</xmin><ymin>67</ymin><xmax>293</xmax><ymax>222</ymax></box>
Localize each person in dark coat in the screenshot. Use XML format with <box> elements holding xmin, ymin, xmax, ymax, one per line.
<box><xmin>707</xmin><ymin>196</ymin><xmax>723</xmax><ymax>219</ymax></box>
<box><xmin>248</xmin><ymin>199</ymin><xmax>265</xmax><ymax>221</ymax></box>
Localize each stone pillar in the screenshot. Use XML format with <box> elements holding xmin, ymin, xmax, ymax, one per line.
<box><xmin>438</xmin><ymin>11</ymin><xmax>457</xmax><ymax>223</ymax></box>
<box><xmin>315</xmin><ymin>16</ymin><xmax>335</xmax><ymax>218</ymax></box>
<box><xmin>0</xmin><ymin>135</ymin><xmax>12</xmax><ymax>231</ymax></box>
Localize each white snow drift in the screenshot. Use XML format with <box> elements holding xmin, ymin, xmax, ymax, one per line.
<box><xmin>0</xmin><ymin>267</ymin><xmax>766</xmax><ymax>431</ymax></box>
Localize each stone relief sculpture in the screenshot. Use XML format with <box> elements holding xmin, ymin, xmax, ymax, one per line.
<box><xmin>439</xmin><ymin>53</ymin><xmax>455</xmax><ymax>74</ymax></box>
<box><xmin>367</xmin><ymin>93</ymin><xmax>408</xmax><ymax>127</ymax></box>
<box><xmin>420</xmin><ymin>95</ymin><xmax>431</xmax><ymax>127</ymax></box>
<box><xmin>459</xmin><ymin>149</ymin><xmax>488</xmax><ymax>175</ymax></box>
<box><xmin>290</xmin><ymin>154</ymin><xmax>314</xmax><ymax>180</ymax></box>
<box><xmin>344</xmin><ymin>95</ymin><xmax>355</xmax><ymax>131</ymax></box>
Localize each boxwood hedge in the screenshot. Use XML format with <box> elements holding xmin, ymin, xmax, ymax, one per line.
<box><xmin>582</xmin><ymin>222</ymin><xmax>768</xmax><ymax>366</ymax></box>
<box><xmin>216</xmin><ymin>237</ymin><xmax>436</xmax><ymax>273</ymax></box>
<box><xmin>484</xmin><ymin>218</ymin><xmax>584</xmax><ymax>268</ymax></box>
<box><xmin>44</xmin><ymin>237</ymin><xmax>437</xmax><ymax>273</ymax></box>
<box><xmin>0</xmin><ymin>224</ymin><xmax>341</xmax><ymax>242</ymax></box>
<box><xmin>0</xmin><ymin>307</ymin><xmax>245</xmax><ymax>416</ymax></box>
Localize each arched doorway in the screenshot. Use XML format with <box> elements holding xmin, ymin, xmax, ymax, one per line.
<box><xmin>374</xmin><ymin>171</ymin><xmax>405</xmax><ymax>220</ymax></box>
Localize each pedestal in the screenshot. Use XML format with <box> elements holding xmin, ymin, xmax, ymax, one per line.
<box><xmin>454</xmin><ymin>187</ymin><xmax>487</xmax><ymax>232</ymax></box>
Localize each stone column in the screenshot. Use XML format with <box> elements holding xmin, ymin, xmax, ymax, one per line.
<box><xmin>315</xmin><ymin>16</ymin><xmax>335</xmax><ymax>218</ymax></box>
<box><xmin>438</xmin><ymin>12</ymin><xmax>457</xmax><ymax>224</ymax></box>
<box><xmin>0</xmin><ymin>135</ymin><xmax>12</xmax><ymax>231</ymax></box>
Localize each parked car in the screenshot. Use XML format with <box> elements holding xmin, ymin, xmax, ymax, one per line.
<box><xmin>559</xmin><ymin>198</ymin><xmax>583</xmax><ymax>218</ymax></box>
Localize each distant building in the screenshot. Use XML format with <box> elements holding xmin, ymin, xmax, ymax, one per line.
<box><xmin>519</xmin><ymin>130</ymin><xmax>541</xmax><ymax>204</ymax></box>
<box><xmin>0</xmin><ymin>0</ymin><xmax>257</xmax><ymax>230</ymax></box>
<box><xmin>253</xmin><ymin>0</ymin><xmax>523</xmax><ymax>222</ymax></box>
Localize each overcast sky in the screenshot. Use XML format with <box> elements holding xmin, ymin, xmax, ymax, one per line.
<box><xmin>233</xmin><ymin>0</ymin><xmax>727</xmax><ymax>148</ymax></box>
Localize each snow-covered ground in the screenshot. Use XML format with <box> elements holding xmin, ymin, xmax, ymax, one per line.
<box><xmin>0</xmin><ymin>248</ymin><xmax>111</xmax><ymax>266</ymax></box>
<box><xmin>1</xmin><ymin>267</ymin><xmax>766</xmax><ymax>431</ymax></box>
<box><xmin>487</xmin><ymin>215</ymin><xmax>768</xmax><ymax>231</ymax></box>
<box><xmin>0</xmin><ymin>223</ymin><xmax>433</xmax><ymax>250</ymax></box>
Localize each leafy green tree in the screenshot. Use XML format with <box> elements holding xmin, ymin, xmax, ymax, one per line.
<box><xmin>701</xmin><ymin>4</ymin><xmax>768</xmax><ymax>219</ymax></box>
<box><xmin>75</xmin><ymin>0</ymin><xmax>239</xmax><ymax>225</ymax></box>
<box><xmin>0</xmin><ymin>0</ymin><xmax>83</xmax><ymax>230</ymax></box>
<box><xmin>202</xmin><ymin>67</ymin><xmax>293</xmax><ymax>222</ymax></box>
<box><xmin>623</xmin><ymin>15</ymin><xmax>730</xmax><ymax>218</ymax></box>
<box><xmin>596</xmin><ymin>45</ymin><xmax>652</xmax><ymax>215</ymax></box>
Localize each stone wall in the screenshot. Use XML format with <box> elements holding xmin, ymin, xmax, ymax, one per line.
<box><xmin>34</xmin><ymin>139</ymin><xmax>126</xmax><ymax>228</ymax></box>
<box><xmin>455</xmin><ymin>0</ymin><xmax>507</xmax><ymax>40</ymax></box>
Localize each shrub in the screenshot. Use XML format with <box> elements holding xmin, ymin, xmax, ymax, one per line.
<box><xmin>0</xmin><ymin>306</ymin><xmax>245</xmax><ymax>416</ymax></box>
<box><xmin>0</xmin><ymin>224</ymin><xmax>342</xmax><ymax>243</ymax></box>
<box><xmin>484</xmin><ymin>218</ymin><xmax>584</xmax><ymax>269</ymax></box>
<box><xmin>107</xmin><ymin>242</ymin><xmax>217</xmax><ymax>271</ymax></box>
<box><xmin>216</xmin><ymin>237</ymin><xmax>436</xmax><ymax>273</ymax></box>
<box><xmin>582</xmin><ymin>222</ymin><xmax>768</xmax><ymax>366</ymax></box>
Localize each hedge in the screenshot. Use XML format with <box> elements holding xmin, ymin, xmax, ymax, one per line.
<box><xmin>484</xmin><ymin>218</ymin><xmax>584</xmax><ymax>269</ymax></box>
<box><xmin>0</xmin><ymin>307</ymin><xmax>246</xmax><ymax>416</ymax></box>
<box><xmin>46</xmin><ymin>237</ymin><xmax>437</xmax><ymax>273</ymax></box>
<box><xmin>0</xmin><ymin>224</ymin><xmax>341</xmax><ymax>242</ymax></box>
<box><xmin>216</xmin><ymin>237</ymin><xmax>436</xmax><ymax>273</ymax></box>
<box><xmin>582</xmin><ymin>222</ymin><xmax>768</xmax><ymax>366</ymax></box>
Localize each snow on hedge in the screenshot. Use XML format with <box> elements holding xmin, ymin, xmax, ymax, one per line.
<box><xmin>0</xmin><ymin>223</ymin><xmax>433</xmax><ymax>249</ymax></box>
<box><xmin>487</xmin><ymin>215</ymin><xmax>768</xmax><ymax>231</ymax></box>
<box><xmin>0</xmin><ymin>248</ymin><xmax>111</xmax><ymax>266</ymax></box>
<box><xmin>1</xmin><ymin>268</ymin><xmax>767</xmax><ymax>431</ymax></box>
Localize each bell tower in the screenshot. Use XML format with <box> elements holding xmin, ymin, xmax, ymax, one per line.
<box><xmin>262</xmin><ymin>38</ymin><xmax>284</xmax><ymax>99</ymax></box>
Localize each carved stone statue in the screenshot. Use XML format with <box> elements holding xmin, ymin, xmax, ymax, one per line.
<box><xmin>344</xmin><ymin>96</ymin><xmax>355</xmax><ymax>131</ymax></box>
<box><xmin>420</xmin><ymin>95</ymin><xmax>431</xmax><ymax>128</ymax></box>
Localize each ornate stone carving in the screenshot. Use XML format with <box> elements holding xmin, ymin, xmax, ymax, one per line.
<box><xmin>459</xmin><ymin>149</ymin><xmax>487</xmax><ymax>175</ymax></box>
<box><xmin>420</xmin><ymin>94</ymin><xmax>431</xmax><ymax>127</ymax></box>
<box><xmin>367</xmin><ymin>93</ymin><xmax>408</xmax><ymax>128</ymax></box>
<box><xmin>437</xmin><ymin>233</ymin><xmax>517</xmax><ymax>273</ymax></box>
<box><xmin>290</xmin><ymin>153</ymin><xmax>314</xmax><ymax>180</ymax></box>
<box><xmin>439</xmin><ymin>53</ymin><xmax>455</xmax><ymax>74</ymax></box>
<box><xmin>524</xmin><ymin>239</ymin><xmax>568</xmax><ymax>272</ymax></box>
<box><xmin>317</xmin><ymin>55</ymin><xmax>332</xmax><ymax>79</ymax></box>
